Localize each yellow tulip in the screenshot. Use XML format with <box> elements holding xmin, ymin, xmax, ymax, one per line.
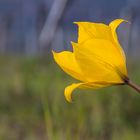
<box><xmin>52</xmin><ymin>19</ymin><xmax>140</xmax><ymax>102</ymax></box>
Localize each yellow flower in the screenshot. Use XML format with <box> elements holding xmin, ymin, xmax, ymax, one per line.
<box><xmin>52</xmin><ymin>19</ymin><xmax>129</xmax><ymax>102</ymax></box>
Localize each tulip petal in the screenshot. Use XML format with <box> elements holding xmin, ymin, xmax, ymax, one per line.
<box><xmin>109</xmin><ymin>19</ymin><xmax>129</xmax><ymax>60</ymax></box>
<box><xmin>52</xmin><ymin>51</ymin><xmax>86</xmax><ymax>81</ymax></box>
<box><xmin>72</xmin><ymin>39</ymin><xmax>127</xmax><ymax>83</ymax></box>
<box><xmin>64</xmin><ymin>81</ymin><xmax>118</xmax><ymax>102</ymax></box>
<box><xmin>64</xmin><ymin>83</ymin><xmax>83</xmax><ymax>102</ymax></box>
<box><xmin>74</xmin><ymin>22</ymin><xmax>112</xmax><ymax>43</ymax></box>
<box><xmin>109</xmin><ymin>19</ymin><xmax>128</xmax><ymax>43</ymax></box>
<box><xmin>64</xmin><ymin>82</ymin><xmax>97</xmax><ymax>102</ymax></box>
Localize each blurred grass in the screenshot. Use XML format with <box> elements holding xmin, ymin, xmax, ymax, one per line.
<box><xmin>0</xmin><ymin>56</ymin><xmax>140</xmax><ymax>140</ymax></box>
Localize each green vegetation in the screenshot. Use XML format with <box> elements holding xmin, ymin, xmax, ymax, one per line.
<box><xmin>0</xmin><ymin>56</ymin><xmax>140</xmax><ymax>140</ymax></box>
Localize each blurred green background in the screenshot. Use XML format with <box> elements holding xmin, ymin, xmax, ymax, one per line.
<box><xmin>0</xmin><ymin>0</ymin><xmax>140</xmax><ymax>140</ymax></box>
<box><xmin>0</xmin><ymin>57</ymin><xmax>139</xmax><ymax>140</ymax></box>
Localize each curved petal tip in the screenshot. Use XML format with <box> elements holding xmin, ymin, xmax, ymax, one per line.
<box><xmin>64</xmin><ymin>83</ymin><xmax>83</xmax><ymax>103</ymax></box>
<box><xmin>109</xmin><ymin>19</ymin><xmax>129</xmax><ymax>31</ymax></box>
<box><xmin>73</xmin><ymin>21</ymin><xmax>79</xmax><ymax>25</ymax></box>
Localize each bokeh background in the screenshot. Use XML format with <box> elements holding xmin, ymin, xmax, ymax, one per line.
<box><xmin>0</xmin><ymin>0</ymin><xmax>140</xmax><ymax>139</ymax></box>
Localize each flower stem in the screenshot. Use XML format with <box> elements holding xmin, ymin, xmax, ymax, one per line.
<box><xmin>127</xmin><ymin>80</ymin><xmax>140</xmax><ymax>94</ymax></box>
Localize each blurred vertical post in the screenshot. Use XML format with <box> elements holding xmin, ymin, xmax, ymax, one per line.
<box><xmin>120</xmin><ymin>0</ymin><xmax>140</xmax><ymax>58</ymax></box>
<box><xmin>39</xmin><ymin>0</ymin><xmax>68</xmax><ymax>52</ymax></box>
<box><xmin>0</xmin><ymin>16</ymin><xmax>7</xmax><ymax>53</ymax></box>
<box><xmin>22</xmin><ymin>0</ymin><xmax>38</xmax><ymax>55</ymax></box>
